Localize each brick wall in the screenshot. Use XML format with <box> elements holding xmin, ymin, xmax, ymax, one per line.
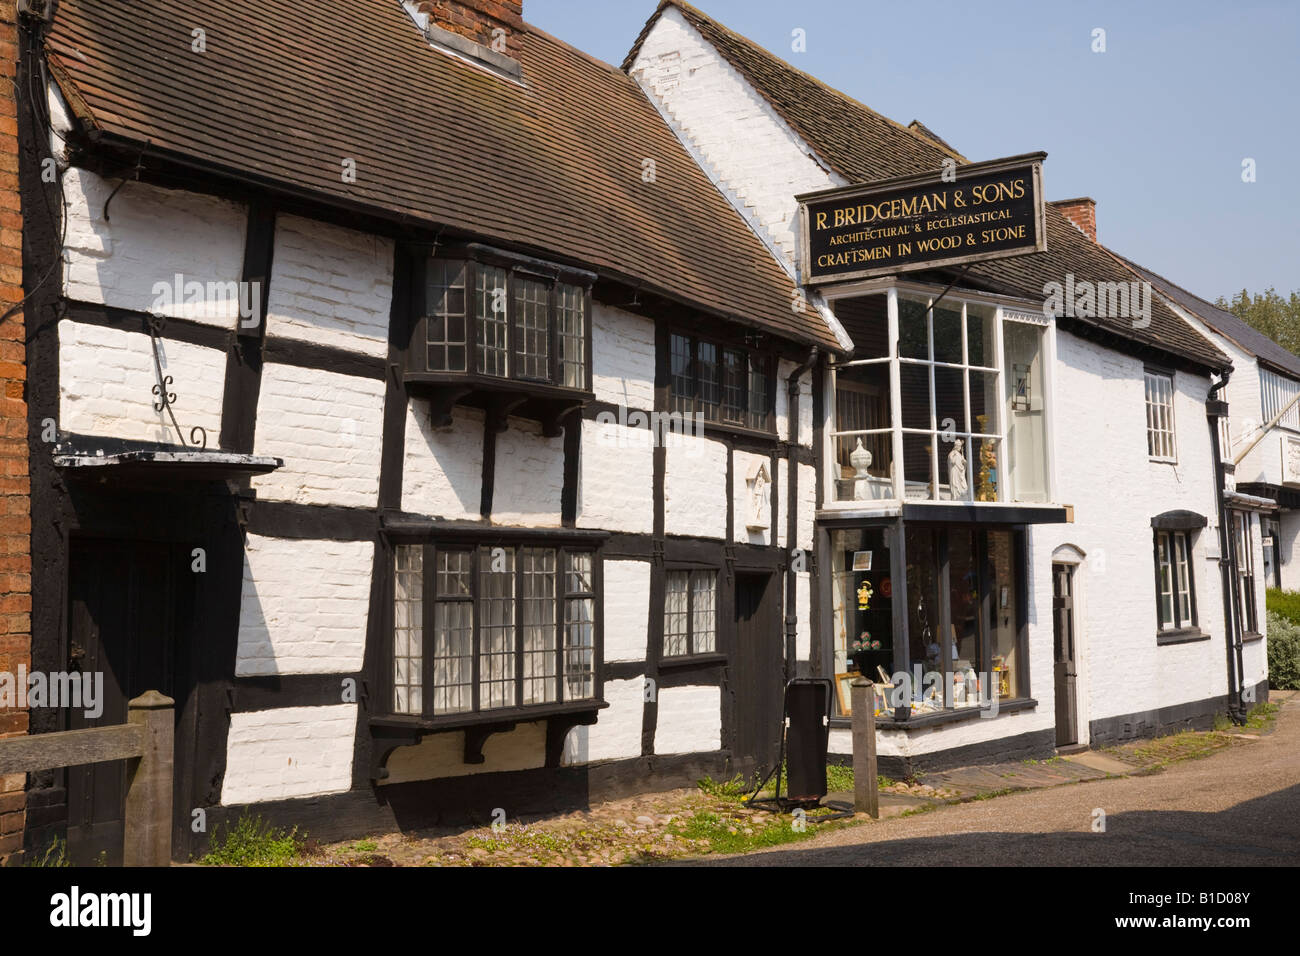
<box><xmin>415</xmin><ymin>0</ymin><xmax>524</xmax><ymax>61</ymax></box>
<box><xmin>1051</xmin><ymin>197</ymin><xmax>1098</xmax><ymax>242</ymax></box>
<box><xmin>0</xmin><ymin>6</ymin><xmax>30</xmax><ymax>867</ymax></box>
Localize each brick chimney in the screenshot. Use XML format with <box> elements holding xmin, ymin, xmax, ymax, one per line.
<box><xmin>1051</xmin><ymin>198</ymin><xmax>1097</xmax><ymax>242</ymax></box>
<box><xmin>408</xmin><ymin>1</ymin><xmax>524</xmax><ymax>77</ymax></box>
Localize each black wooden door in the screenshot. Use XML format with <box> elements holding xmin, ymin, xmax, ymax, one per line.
<box><xmin>66</xmin><ymin>538</ymin><xmax>192</xmax><ymax>866</ymax></box>
<box><xmin>732</xmin><ymin>573</ymin><xmax>783</xmax><ymax>775</ymax></box>
<box><xmin>1052</xmin><ymin>563</ymin><xmax>1078</xmax><ymax>747</ymax></box>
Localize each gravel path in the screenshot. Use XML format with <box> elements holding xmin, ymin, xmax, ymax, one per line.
<box><xmin>674</xmin><ymin>696</ymin><xmax>1300</xmax><ymax>866</ymax></box>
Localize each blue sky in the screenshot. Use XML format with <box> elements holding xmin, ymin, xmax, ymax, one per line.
<box><xmin>527</xmin><ymin>0</ymin><xmax>1299</xmax><ymax>304</ymax></box>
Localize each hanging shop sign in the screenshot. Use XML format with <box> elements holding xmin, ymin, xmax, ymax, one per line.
<box><xmin>797</xmin><ymin>152</ymin><xmax>1047</xmax><ymax>284</ymax></box>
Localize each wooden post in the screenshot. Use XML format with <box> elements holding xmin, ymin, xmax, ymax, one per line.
<box><xmin>851</xmin><ymin>679</ymin><xmax>878</xmax><ymax>818</ymax></box>
<box><xmin>124</xmin><ymin>690</ymin><xmax>174</xmax><ymax>867</ymax></box>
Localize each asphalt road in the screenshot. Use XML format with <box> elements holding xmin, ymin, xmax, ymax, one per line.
<box><xmin>687</xmin><ymin>696</ymin><xmax>1300</xmax><ymax>866</ymax></box>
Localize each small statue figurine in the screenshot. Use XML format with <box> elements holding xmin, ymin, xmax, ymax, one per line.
<box><xmin>947</xmin><ymin>441</ymin><xmax>968</xmax><ymax>498</ymax></box>
<box><xmin>857</xmin><ymin>580</ymin><xmax>873</xmax><ymax>611</ymax></box>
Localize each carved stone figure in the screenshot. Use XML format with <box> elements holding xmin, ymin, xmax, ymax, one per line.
<box><xmin>947</xmin><ymin>441</ymin><xmax>968</xmax><ymax>498</ymax></box>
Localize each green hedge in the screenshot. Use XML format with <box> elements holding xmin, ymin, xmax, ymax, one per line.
<box><xmin>1266</xmin><ymin>609</ymin><xmax>1300</xmax><ymax>691</ymax></box>
<box><xmin>1266</xmin><ymin>588</ymin><xmax>1300</xmax><ymax>625</ymax></box>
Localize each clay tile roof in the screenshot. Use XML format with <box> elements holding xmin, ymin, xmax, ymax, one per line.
<box><xmin>44</xmin><ymin>0</ymin><xmax>840</xmax><ymax>350</ymax></box>
<box><xmin>627</xmin><ymin>1</ymin><xmax>1229</xmax><ymax>372</ymax></box>
<box><xmin>1121</xmin><ymin>258</ymin><xmax>1300</xmax><ymax>380</ymax></box>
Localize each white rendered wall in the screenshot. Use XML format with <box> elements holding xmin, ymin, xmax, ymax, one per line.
<box><xmin>236</xmin><ymin>534</ymin><xmax>374</xmax><ymax>676</ymax></box>
<box><xmin>58</xmin><ymin>320</ymin><xmax>225</xmax><ymax>444</ymax></box>
<box><xmin>562</xmin><ymin>678</ymin><xmax>645</xmax><ymax>766</ymax></box>
<box><xmin>265</xmin><ymin>214</ymin><xmax>394</xmax><ymax>357</ymax></box>
<box><xmin>628</xmin><ymin>7</ymin><xmax>845</xmax><ymax>272</ymax></box>
<box><xmin>603</xmin><ymin>560</ymin><xmax>651</xmax><ymax>662</ymax></box>
<box><xmin>221</xmin><ymin>705</ymin><xmax>356</xmax><ymax>804</ymax></box>
<box><xmin>402</xmin><ymin>402</ymin><xmax>484</xmax><ymax>520</ymax></box>
<box><xmin>577</xmin><ymin>417</ymin><xmax>654</xmax><ymax>534</ymax></box>
<box><xmin>654</xmin><ymin>685</ymin><xmax>722</xmax><ymax>754</ymax></box>
<box><xmin>664</xmin><ymin>434</ymin><xmax>728</xmax><ymax>539</ymax></box>
<box><xmin>592</xmin><ymin>301</ymin><xmax>656</xmax><ymax>410</ymax></box>
<box><xmin>251</xmin><ymin>363</ymin><xmax>386</xmax><ymax>508</ymax></box>
<box><xmin>1039</xmin><ymin>329</ymin><xmax>1227</xmax><ymax>736</ymax></box>
<box><xmin>491</xmin><ymin>417</ymin><xmax>565</xmax><ymax>527</ymax></box>
<box><xmin>61</xmin><ymin>166</ymin><xmax>247</xmax><ymax>327</ymax></box>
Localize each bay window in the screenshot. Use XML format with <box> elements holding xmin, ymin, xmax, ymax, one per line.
<box><xmin>406</xmin><ymin>245</ymin><xmax>595</xmax><ymax>434</ymax></box>
<box><xmin>829</xmin><ymin>523</ymin><xmax>1027</xmax><ymax>719</ymax></box>
<box><xmin>828</xmin><ymin>288</ymin><xmax>1050</xmax><ymax>504</ymax></box>
<box><xmin>389</xmin><ymin>541</ymin><xmax>599</xmax><ymax>718</ymax></box>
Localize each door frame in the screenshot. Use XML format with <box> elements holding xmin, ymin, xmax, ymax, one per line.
<box><xmin>1050</xmin><ymin>544</ymin><xmax>1089</xmax><ymax>748</ymax></box>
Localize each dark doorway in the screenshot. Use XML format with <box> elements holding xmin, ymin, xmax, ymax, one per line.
<box><xmin>731</xmin><ymin>572</ymin><xmax>783</xmax><ymax>776</ymax></box>
<box><xmin>65</xmin><ymin>538</ymin><xmax>195</xmax><ymax>866</ymax></box>
<box><xmin>1052</xmin><ymin>562</ymin><xmax>1078</xmax><ymax>747</ymax></box>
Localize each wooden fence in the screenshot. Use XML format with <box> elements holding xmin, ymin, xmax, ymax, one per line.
<box><xmin>0</xmin><ymin>690</ymin><xmax>173</xmax><ymax>866</ymax></box>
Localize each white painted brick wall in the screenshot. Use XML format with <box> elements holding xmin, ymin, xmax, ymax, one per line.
<box><xmin>664</xmin><ymin>434</ymin><xmax>728</xmax><ymax>539</ymax></box>
<box><xmin>265</xmin><ymin>214</ymin><xmax>394</xmax><ymax>358</ymax></box>
<box><xmin>1038</xmin><ymin>329</ymin><xmax>1227</xmax><ymax>730</ymax></box>
<box><xmin>592</xmin><ymin>300</ymin><xmax>656</xmax><ymax>410</ymax></box>
<box><xmin>251</xmin><ymin>363</ymin><xmax>385</xmax><ymax>508</ymax></box>
<box><xmin>563</xmin><ymin>678</ymin><xmax>645</xmax><ymax>765</ymax></box>
<box><xmin>578</xmin><ymin>417</ymin><xmax>654</xmax><ymax>534</ymax></box>
<box><xmin>62</xmin><ymin>166</ymin><xmax>246</xmax><ymax>328</ymax></box>
<box><xmin>604</xmin><ymin>560</ymin><xmax>651</xmax><ymax>662</ymax></box>
<box><xmin>655</xmin><ymin>685</ymin><xmax>722</xmax><ymax>754</ymax></box>
<box><xmin>629</xmin><ymin>8</ymin><xmax>845</xmax><ymax>272</ymax></box>
<box><xmin>235</xmin><ymin>534</ymin><xmax>374</xmax><ymax>676</ymax></box>
<box><xmin>403</xmin><ymin>402</ymin><xmax>484</xmax><ymax>520</ymax></box>
<box><xmin>491</xmin><ymin>416</ymin><xmax>565</xmax><ymax>527</ymax></box>
<box><xmin>380</xmin><ymin>722</ymin><xmax>547</xmax><ymax>784</ymax></box>
<box><xmin>221</xmin><ymin>705</ymin><xmax>356</xmax><ymax>804</ymax></box>
<box><xmin>58</xmin><ymin>320</ymin><xmax>225</xmax><ymax>445</ymax></box>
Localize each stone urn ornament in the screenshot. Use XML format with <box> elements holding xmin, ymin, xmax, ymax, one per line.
<box><xmin>850</xmin><ymin>438</ymin><xmax>872</xmax><ymax>500</ymax></box>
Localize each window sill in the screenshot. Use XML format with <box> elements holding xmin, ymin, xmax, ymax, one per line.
<box><xmin>1241</xmin><ymin>631</ymin><xmax>1265</xmax><ymax>644</ymax></box>
<box><xmin>830</xmin><ymin>696</ymin><xmax>1038</xmax><ymax>731</ymax></box>
<box><xmin>404</xmin><ymin>371</ymin><xmax>594</xmax><ymax>436</ymax></box>
<box><xmin>658</xmin><ymin>652</ymin><xmax>728</xmax><ymax>671</ymax></box>
<box><xmin>1156</xmin><ymin>627</ymin><xmax>1210</xmax><ymax>646</ymax></box>
<box><xmin>369</xmin><ymin>699</ymin><xmax>607</xmax><ymax>778</ymax></box>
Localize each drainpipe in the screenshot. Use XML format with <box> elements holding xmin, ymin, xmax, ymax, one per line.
<box><xmin>785</xmin><ymin>347</ymin><xmax>819</xmax><ymax>676</ymax></box>
<box><xmin>1207</xmin><ymin>371</ymin><xmax>1246</xmax><ymax>724</ymax></box>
